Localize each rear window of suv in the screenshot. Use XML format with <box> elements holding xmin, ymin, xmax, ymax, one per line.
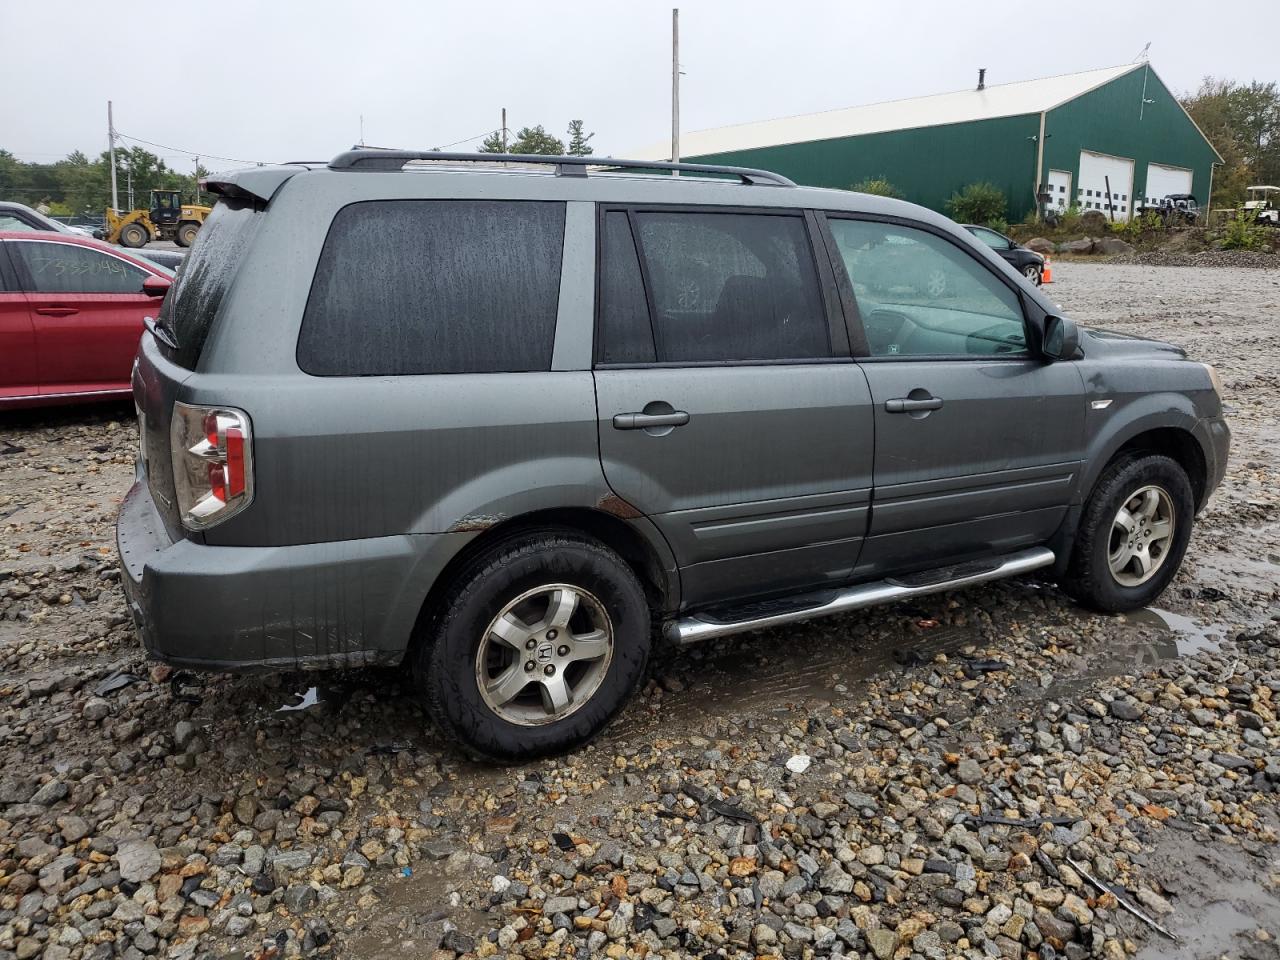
<box><xmin>298</xmin><ymin>200</ymin><xmax>566</xmax><ymax>376</ymax></box>
<box><xmin>157</xmin><ymin>199</ymin><xmax>263</xmax><ymax>369</ymax></box>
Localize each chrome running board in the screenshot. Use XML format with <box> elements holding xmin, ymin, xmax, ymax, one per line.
<box><xmin>665</xmin><ymin>546</ymin><xmax>1055</xmax><ymax>646</ymax></box>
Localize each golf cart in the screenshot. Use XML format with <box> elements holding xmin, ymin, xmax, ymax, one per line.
<box><xmin>1244</xmin><ymin>186</ymin><xmax>1279</xmax><ymax>227</ymax></box>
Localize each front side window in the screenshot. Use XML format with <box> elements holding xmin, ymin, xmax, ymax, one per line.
<box><xmin>11</xmin><ymin>240</ymin><xmax>149</xmax><ymax>294</ymax></box>
<box><xmin>828</xmin><ymin>219</ymin><xmax>1027</xmax><ymax>358</ymax></box>
<box><xmin>971</xmin><ymin>227</ymin><xmax>1011</xmax><ymax>251</ymax></box>
<box><xmin>597</xmin><ymin>209</ymin><xmax>829</xmax><ymax>364</ymax></box>
<box><xmin>299</xmin><ymin>200</ymin><xmax>565</xmax><ymax>376</ymax></box>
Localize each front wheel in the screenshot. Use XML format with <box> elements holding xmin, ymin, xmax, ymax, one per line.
<box><xmin>119</xmin><ymin>223</ymin><xmax>148</xmax><ymax>248</ymax></box>
<box><xmin>1023</xmin><ymin>263</ymin><xmax>1043</xmax><ymax>285</ymax></box>
<box><xmin>414</xmin><ymin>532</ymin><xmax>650</xmax><ymax>760</ymax></box>
<box><xmin>1062</xmin><ymin>454</ymin><xmax>1194</xmax><ymax>613</ymax></box>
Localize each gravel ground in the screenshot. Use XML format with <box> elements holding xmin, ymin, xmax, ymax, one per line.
<box><xmin>1</xmin><ymin>262</ymin><xmax>1278</xmax><ymax>960</ymax></box>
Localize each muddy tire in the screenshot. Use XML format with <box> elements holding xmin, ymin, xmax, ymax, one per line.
<box><xmin>414</xmin><ymin>531</ymin><xmax>650</xmax><ymax>761</ymax></box>
<box><xmin>119</xmin><ymin>223</ymin><xmax>148</xmax><ymax>248</ymax></box>
<box><xmin>175</xmin><ymin>222</ymin><xmax>199</xmax><ymax>247</ymax></box>
<box><xmin>1062</xmin><ymin>454</ymin><xmax>1194</xmax><ymax>613</ymax></box>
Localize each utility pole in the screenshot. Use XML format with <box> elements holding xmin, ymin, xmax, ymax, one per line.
<box><xmin>126</xmin><ymin>161</ymin><xmax>134</xmax><ymax>212</ymax></box>
<box><xmin>359</xmin><ymin>114</ymin><xmax>364</xmax><ymax>146</ymax></box>
<box><xmin>107</xmin><ymin>100</ymin><xmax>119</xmax><ymax>212</ymax></box>
<box><xmin>671</xmin><ymin>8</ymin><xmax>680</xmax><ymax>168</ymax></box>
<box><xmin>501</xmin><ymin>108</ymin><xmax>508</xmax><ymax>153</ymax></box>
<box><xmin>193</xmin><ymin>155</ymin><xmax>200</xmax><ymax>205</ymax></box>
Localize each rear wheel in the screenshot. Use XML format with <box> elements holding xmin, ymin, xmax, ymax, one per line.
<box><xmin>415</xmin><ymin>532</ymin><xmax>650</xmax><ymax>760</ymax></box>
<box><xmin>1022</xmin><ymin>263</ymin><xmax>1043</xmax><ymax>285</ymax></box>
<box><xmin>175</xmin><ymin>222</ymin><xmax>199</xmax><ymax>247</ymax></box>
<box><xmin>1062</xmin><ymin>454</ymin><xmax>1194</xmax><ymax>613</ymax></box>
<box><xmin>119</xmin><ymin>223</ymin><xmax>148</xmax><ymax>248</ymax></box>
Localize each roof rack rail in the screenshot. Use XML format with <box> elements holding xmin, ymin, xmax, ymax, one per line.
<box><xmin>326</xmin><ymin>149</ymin><xmax>796</xmax><ymax>186</ymax></box>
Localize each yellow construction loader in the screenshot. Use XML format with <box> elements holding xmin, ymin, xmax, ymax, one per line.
<box><xmin>104</xmin><ymin>189</ymin><xmax>211</xmax><ymax>248</ymax></box>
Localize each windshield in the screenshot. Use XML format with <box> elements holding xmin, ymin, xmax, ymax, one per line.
<box><xmin>155</xmin><ymin>199</ymin><xmax>262</xmax><ymax>368</ymax></box>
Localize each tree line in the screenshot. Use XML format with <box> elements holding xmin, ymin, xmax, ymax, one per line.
<box><xmin>0</xmin><ymin>146</ymin><xmax>207</xmax><ymax>218</ymax></box>
<box><xmin>1182</xmin><ymin>78</ymin><xmax>1280</xmax><ymax>206</ymax></box>
<box><xmin>1</xmin><ymin>119</ymin><xmax>595</xmax><ymax>218</ymax></box>
<box><xmin>478</xmin><ymin>119</ymin><xmax>594</xmax><ymax>156</ymax></box>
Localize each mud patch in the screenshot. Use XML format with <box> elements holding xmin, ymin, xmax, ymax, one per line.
<box><xmin>340</xmin><ymin>858</ymin><xmax>492</xmax><ymax>958</ymax></box>
<box><xmin>1134</xmin><ymin>831</ymin><xmax>1280</xmax><ymax>960</ymax></box>
<box><xmin>649</xmin><ymin>611</ymin><xmax>983</xmax><ymax>724</ymax></box>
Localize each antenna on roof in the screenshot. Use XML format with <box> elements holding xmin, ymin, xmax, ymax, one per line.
<box><xmin>1132</xmin><ymin>42</ymin><xmax>1151</xmax><ymax>63</ymax></box>
<box><xmin>977</xmin><ymin>68</ymin><xmax>986</xmax><ymax>91</ymax></box>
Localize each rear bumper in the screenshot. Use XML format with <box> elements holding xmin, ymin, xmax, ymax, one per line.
<box><xmin>116</xmin><ymin>477</ymin><xmax>467</xmax><ymax>671</ymax></box>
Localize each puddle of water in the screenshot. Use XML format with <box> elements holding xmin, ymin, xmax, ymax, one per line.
<box><xmin>1122</xmin><ymin>607</ymin><xmax>1225</xmax><ymax>655</ymax></box>
<box><xmin>1046</xmin><ymin>605</ymin><xmax>1227</xmax><ymax>692</ymax></box>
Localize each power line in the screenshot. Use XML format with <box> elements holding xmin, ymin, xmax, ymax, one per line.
<box><xmin>113</xmin><ymin>131</ymin><xmax>262</xmax><ymax>166</ymax></box>
<box><xmin>433</xmin><ymin>129</ymin><xmax>501</xmax><ymax>151</ymax></box>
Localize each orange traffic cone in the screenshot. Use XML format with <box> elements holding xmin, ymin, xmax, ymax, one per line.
<box><xmin>1041</xmin><ymin>256</ymin><xmax>1054</xmax><ymax>284</ymax></box>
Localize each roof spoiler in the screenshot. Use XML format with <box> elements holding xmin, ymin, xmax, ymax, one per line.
<box><xmin>200</xmin><ymin>165</ymin><xmax>309</xmax><ymax>204</ymax></box>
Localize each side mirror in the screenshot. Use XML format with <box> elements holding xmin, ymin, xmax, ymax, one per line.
<box><xmin>142</xmin><ymin>275</ymin><xmax>171</xmax><ymax>298</ymax></box>
<box><xmin>1042</xmin><ymin>314</ymin><xmax>1080</xmax><ymax>361</ymax></box>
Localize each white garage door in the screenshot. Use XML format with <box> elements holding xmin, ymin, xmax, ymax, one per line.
<box><xmin>1047</xmin><ymin>169</ymin><xmax>1072</xmax><ymax>212</ymax></box>
<box><xmin>1077</xmin><ymin>151</ymin><xmax>1135</xmax><ymax>222</ymax></box>
<box><xmin>1145</xmin><ymin>163</ymin><xmax>1193</xmax><ymax>204</ymax></box>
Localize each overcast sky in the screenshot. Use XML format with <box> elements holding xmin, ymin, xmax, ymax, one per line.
<box><xmin>2</xmin><ymin>0</ymin><xmax>1275</xmax><ymax>172</ymax></box>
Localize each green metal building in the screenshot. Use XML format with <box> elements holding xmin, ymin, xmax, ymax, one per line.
<box><xmin>636</xmin><ymin>63</ymin><xmax>1221</xmax><ymax>222</ymax></box>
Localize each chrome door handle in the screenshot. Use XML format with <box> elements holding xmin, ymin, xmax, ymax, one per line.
<box><xmin>885</xmin><ymin>397</ymin><xmax>943</xmax><ymax>413</ymax></box>
<box><xmin>613</xmin><ymin>411</ymin><xmax>690</xmax><ymax>430</ymax></box>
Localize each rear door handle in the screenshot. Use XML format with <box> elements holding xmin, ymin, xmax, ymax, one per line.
<box><xmin>35</xmin><ymin>306</ymin><xmax>78</xmax><ymax>317</ymax></box>
<box><xmin>885</xmin><ymin>397</ymin><xmax>943</xmax><ymax>413</ymax></box>
<box><xmin>613</xmin><ymin>411</ymin><xmax>690</xmax><ymax>430</ymax></box>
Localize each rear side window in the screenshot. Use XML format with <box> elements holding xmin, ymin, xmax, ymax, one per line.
<box><xmin>10</xmin><ymin>240</ymin><xmax>149</xmax><ymax>294</ymax></box>
<box><xmin>157</xmin><ymin>200</ymin><xmax>263</xmax><ymax>369</ymax></box>
<box><xmin>0</xmin><ymin>214</ymin><xmax>40</xmax><ymax>231</ymax></box>
<box><xmin>298</xmin><ymin>200</ymin><xmax>565</xmax><ymax>376</ymax></box>
<box><xmin>597</xmin><ymin>212</ymin><xmax>656</xmax><ymax>364</ymax></box>
<box><xmin>596</xmin><ymin>209</ymin><xmax>829</xmax><ymax>364</ymax></box>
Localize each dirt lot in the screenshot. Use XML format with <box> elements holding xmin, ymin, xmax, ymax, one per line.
<box><xmin>1</xmin><ymin>261</ymin><xmax>1277</xmax><ymax>960</ymax></box>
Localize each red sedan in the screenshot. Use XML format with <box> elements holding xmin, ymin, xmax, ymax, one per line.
<box><xmin>0</xmin><ymin>231</ymin><xmax>173</xmax><ymax>409</ymax></box>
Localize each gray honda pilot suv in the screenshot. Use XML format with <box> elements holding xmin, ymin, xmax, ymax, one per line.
<box><xmin>118</xmin><ymin>150</ymin><xmax>1230</xmax><ymax>759</ymax></box>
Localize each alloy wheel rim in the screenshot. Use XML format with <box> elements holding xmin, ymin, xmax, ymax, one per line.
<box><xmin>1108</xmin><ymin>485</ymin><xmax>1175</xmax><ymax>587</ymax></box>
<box><xmin>475</xmin><ymin>583</ymin><xmax>614</xmax><ymax>726</ymax></box>
<box><xmin>926</xmin><ymin>269</ymin><xmax>947</xmax><ymax>297</ymax></box>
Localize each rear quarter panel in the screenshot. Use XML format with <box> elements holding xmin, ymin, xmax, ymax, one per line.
<box><xmin>188</xmin><ymin>183</ymin><xmax>619</xmax><ymax>549</ymax></box>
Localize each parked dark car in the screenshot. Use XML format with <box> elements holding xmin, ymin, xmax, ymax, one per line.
<box><xmin>964</xmin><ymin>224</ymin><xmax>1045</xmax><ymax>284</ymax></box>
<box><xmin>0</xmin><ymin>201</ymin><xmax>94</xmax><ymax>237</ymax></box>
<box><xmin>131</xmin><ymin>248</ymin><xmax>187</xmax><ymax>271</ymax></box>
<box><xmin>118</xmin><ymin>151</ymin><xmax>1228</xmax><ymax>759</ymax></box>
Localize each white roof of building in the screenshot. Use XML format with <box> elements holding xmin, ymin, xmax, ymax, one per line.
<box><xmin>630</xmin><ymin>64</ymin><xmax>1143</xmax><ymax>160</ymax></box>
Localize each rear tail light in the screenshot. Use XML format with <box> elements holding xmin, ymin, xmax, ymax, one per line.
<box><xmin>170</xmin><ymin>402</ymin><xmax>254</xmax><ymax>530</ymax></box>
